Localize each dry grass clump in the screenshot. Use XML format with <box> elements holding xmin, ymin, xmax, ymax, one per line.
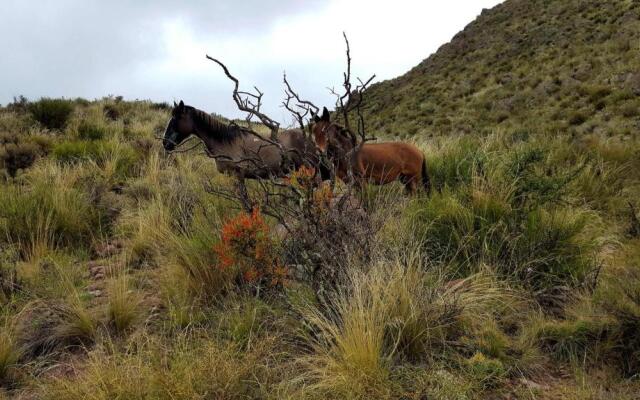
<box><xmin>0</xmin><ymin>312</ymin><xmax>22</xmax><ymax>388</ymax></box>
<box><xmin>1</xmin><ymin>96</ymin><xmax>639</xmax><ymax>398</ymax></box>
<box><xmin>293</xmin><ymin>256</ymin><xmax>512</xmax><ymax>399</ymax></box>
<box><xmin>106</xmin><ymin>275</ymin><xmax>143</xmax><ymax>334</ymax></box>
<box><xmin>0</xmin><ymin>162</ymin><xmax>103</xmax><ymax>255</ymax></box>
<box><xmin>41</xmin><ymin>333</ymin><xmax>281</xmax><ymax>400</ymax></box>
<box><xmin>15</xmin><ymin>298</ymin><xmax>96</xmax><ymax>359</ymax></box>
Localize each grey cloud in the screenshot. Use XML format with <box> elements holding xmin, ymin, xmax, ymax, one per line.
<box><xmin>0</xmin><ymin>0</ymin><xmax>324</xmax><ymax>112</ymax></box>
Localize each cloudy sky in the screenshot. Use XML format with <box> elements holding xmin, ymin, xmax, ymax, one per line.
<box><xmin>0</xmin><ymin>0</ymin><xmax>502</xmax><ymax>123</ymax></box>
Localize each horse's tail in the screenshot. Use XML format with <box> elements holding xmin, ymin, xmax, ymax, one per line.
<box><xmin>421</xmin><ymin>155</ymin><xmax>431</xmax><ymax>195</ymax></box>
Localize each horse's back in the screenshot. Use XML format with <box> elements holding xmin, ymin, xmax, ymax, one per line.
<box><xmin>360</xmin><ymin>142</ymin><xmax>423</xmax><ymax>167</ymax></box>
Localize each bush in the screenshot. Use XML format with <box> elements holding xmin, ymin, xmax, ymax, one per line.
<box><xmin>410</xmin><ymin>189</ymin><xmax>599</xmax><ymax>304</ymax></box>
<box><xmin>296</xmin><ymin>261</ymin><xmax>507</xmax><ymax>399</ymax></box>
<box><xmin>107</xmin><ymin>276</ymin><xmax>142</xmax><ymax>334</ymax></box>
<box><xmin>530</xmin><ymin>317</ymin><xmax>611</xmax><ymax>363</ymax></box>
<box><xmin>426</xmin><ymin>137</ymin><xmax>485</xmax><ymax>191</ymax></box>
<box><xmin>0</xmin><ymin>318</ymin><xmax>21</xmax><ymax>388</ymax></box>
<box><xmin>466</xmin><ymin>352</ymin><xmax>507</xmax><ymax>389</ymax></box>
<box><xmin>0</xmin><ymin>132</ymin><xmax>51</xmax><ymax>176</ymax></box>
<box><xmin>16</xmin><ymin>299</ymin><xmax>96</xmax><ymax>359</ymax></box>
<box><xmin>76</xmin><ymin>120</ymin><xmax>106</xmax><ymax>140</ymax></box>
<box><xmin>568</xmin><ymin>110</ymin><xmax>589</xmax><ymax>126</ymax></box>
<box><xmin>28</xmin><ymin>98</ymin><xmax>74</xmax><ymax>130</ymax></box>
<box><xmin>0</xmin><ymin>175</ymin><xmax>101</xmax><ymax>253</ymax></box>
<box><xmin>52</xmin><ymin>140</ymin><xmax>139</xmax><ymax>178</ymax></box>
<box><xmin>595</xmin><ymin>256</ymin><xmax>640</xmax><ymax>376</ymax></box>
<box><xmin>42</xmin><ymin>334</ymin><xmax>277</xmax><ymax>400</ymax></box>
<box><xmin>214</xmin><ymin>208</ymin><xmax>288</xmax><ymax>292</ymax></box>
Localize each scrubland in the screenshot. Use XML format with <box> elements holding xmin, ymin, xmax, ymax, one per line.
<box><xmin>0</xmin><ymin>96</ymin><xmax>638</xmax><ymax>399</ymax></box>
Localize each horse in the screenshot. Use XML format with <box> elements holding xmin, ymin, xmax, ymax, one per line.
<box><xmin>163</xmin><ymin>101</ymin><xmax>327</xmax><ymax>206</ymax></box>
<box><xmin>312</xmin><ymin>107</ymin><xmax>431</xmax><ymax>195</ymax></box>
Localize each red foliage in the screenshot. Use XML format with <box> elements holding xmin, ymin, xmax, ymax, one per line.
<box><xmin>213</xmin><ymin>208</ymin><xmax>288</xmax><ymax>289</ymax></box>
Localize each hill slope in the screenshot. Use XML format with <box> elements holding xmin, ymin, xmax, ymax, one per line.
<box><xmin>363</xmin><ymin>0</ymin><xmax>640</xmax><ymax>138</ymax></box>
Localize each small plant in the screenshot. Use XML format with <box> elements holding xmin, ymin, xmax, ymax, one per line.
<box><xmin>466</xmin><ymin>352</ymin><xmax>507</xmax><ymax>389</ymax></box>
<box><xmin>0</xmin><ymin>314</ymin><xmax>22</xmax><ymax>388</ymax></box>
<box><xmin>0</xmin><ymin>132</ymin><xmax>51</xmax><ymax>176</ymax></box>
<box><xmin>214</xmin><ymin>208</ymin><xmax>288</xmax><ymax>291</ymax></box>
<box><xmin>28</xmin><ymin>98</ymin><xmax>74</xmax><ymax>130</ymax></box>
<box><xmin>107</xmin><ymin>275</ymin><xmax>142</xmax><ymax>334</ymax></box>
<box><xmin>16</xmin><ymin>299</ymin><xmax>96</xmax><ymax>359</ymax></box>
<box><xmin>76</xmin><ymin>120</ymin><xmax>106</xmax><ymax>140</ymax></box>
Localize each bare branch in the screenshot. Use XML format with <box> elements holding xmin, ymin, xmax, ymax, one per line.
<box><xmin>282</xmin><ymin>72</ymin><xmax>320</xmax><ymax>136</ymax></box>
<box><xmin>206</xmin><ymin>55</ymin><xmax>281</xmax><ymax>140</ymax></box>
<box><xmin>328</xmin><ymin>32</ymin><xmax>377</xmax><ymax>148</ymax></box>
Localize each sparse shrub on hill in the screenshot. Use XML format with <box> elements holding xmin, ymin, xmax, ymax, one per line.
<box><xmin>52</xmin><ymin>140</ymin><xmax>139</xmax><ymax>179</ymax></box>
<box><xmin>0</xmin><ymin>163</ymin><xmax>103</xmax><ymax>254</ymax></box>
<box><xmin>28</xmin><ymin>98</ymin><xmax>74</xmax><ymax>130</ymax></box>
<box><xmin>0</xmin><ymin>314</ymin><xmax>22</xmax><ymax>388</ymax></box>
<box><xmin>0</xmin><ymin>132</ymin><xmax>51</xmax><ymax>176</ymax></box>
<box><xmin>412</xmin><ymin>135</ymin><xmax>604</xmax><ymax>309</ymax></box>
<box><xmin>361</xmin><ymin>0</ymin><xmax>640</xmax><ymax>138</ymax></box>
<box><xmin>76</xmin><ymin>120</ymin><xmax>106</xmax><ymax>141</ymax></box>
<box><xmin>15</xmin><ymin>299</ymin><xmax>96</xmax><ymax>359</ymax></box>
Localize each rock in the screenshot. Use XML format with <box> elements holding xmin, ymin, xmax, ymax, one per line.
<box><xmin>95</xmin><ymin>243</ymin><xmax>119</xmax><ymax>257</ymax></box>
<box><xmin>519</xmin><ymin>378</ymin><xmax>548</xmax><ymax>391</ymax></box>
<box><xmin>87</xmin><ymin>283</ymin><xmax>102</xmax><ymax>292</ymax></box>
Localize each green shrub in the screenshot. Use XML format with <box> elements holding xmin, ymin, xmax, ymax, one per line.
<box><xmin>0</xmin><ymin>179</ymin><xmax>101</xmax><ymax>253</ymax></box>
<box><xmin>28</xmin><ymin>98</ymin><xmax>74</xmax><ymax>130</ymax></box>
<box><xmin>595</xmin><ymin>254</ymin><xmax>640</xmax><ymax>376</ymax></box>
<box><xmin>531</xmin><ymin>318</ymin><xmax>611</xmax><ymax>363</ymax></box>
<box><xmin>0</xmin><ymin>316</ymin><xmax>21</xmax><ymax>388</ymax></box>
<box><xmin>466</xmin><ymin>352</ymin><xmax>507</xmax><ymax>389</ymax></box>
<box><xmin>427</xmin><ymin>137</ymin><xmax>485</xmax><ymax>191</ymax></box>
<box><xmin>568</xmin><ymin>110</ymin><xmax>589</xmax><ymax>126</ymax></box>
<box><xmin>0</xmin><ymin>132</ymin><xmax>51</xmax><ymax>176</ymax></box>
<box><xmin>410</xmin><ymin>189</ymin><xmax>599</xmax><ymax>299</ymax></box>
<box><xmin>76</xmin><ymin>120</ymin><xmax>106</xmax><ymax>140</ymax></box>
<box><xmin>52</xmin><ymin>140</ymin><xmax>139</xmax><ymax>178</ymax></box>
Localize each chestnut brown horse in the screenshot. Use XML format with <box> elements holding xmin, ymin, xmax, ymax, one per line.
<box><xmin>312</xmin><ymin>107</ymin><xmax>430</xmax><ymax>195</ymax></box>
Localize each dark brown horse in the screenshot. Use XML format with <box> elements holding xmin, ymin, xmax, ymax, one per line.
<box><xmin>312</xmin><ymin>107</ymin><xmax>430</xmax><ymax>195</ymax></box>
<box><xmin>163</xmin><ymin>101</ymin><xmax>324</xmax><ymax>180</ymax></box>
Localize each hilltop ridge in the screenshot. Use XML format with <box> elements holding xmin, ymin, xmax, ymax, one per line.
<box><xmin>362</xmin><ymin>0</ymin><xmax>640</xmax><ymax>138</ymax></box>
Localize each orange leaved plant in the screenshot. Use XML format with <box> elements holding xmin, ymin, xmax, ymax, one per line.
<box><xmin>213</xmin><ymin>208</ymin><xmax>288</xmax><ymax>290</ymax></box>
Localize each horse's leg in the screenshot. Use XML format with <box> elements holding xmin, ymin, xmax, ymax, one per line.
<box><xmin>405</xmin><ymin>177</ymin><xmax>418</xmax><ymax>195</ymax></box>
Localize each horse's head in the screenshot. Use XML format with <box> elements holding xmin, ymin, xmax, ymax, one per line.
<box><xmin>163</xmin><ymin>100</ymin><xmax>196</xmax><ymax>151</ymax></box>
<box><xmin>312</xmin><ymin>106</ymin><xmax>357</xmax><ymax>157</ymax></box>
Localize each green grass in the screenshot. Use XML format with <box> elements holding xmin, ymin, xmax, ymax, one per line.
<box><xmin>360</xmin><ymin>0</ymin><xmax>640</xmax><ymax>140</ymax></box>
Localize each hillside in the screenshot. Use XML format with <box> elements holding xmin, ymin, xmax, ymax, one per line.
<box><xmin>1</xmin><ymin>2</ymin><xmax>640</xmax><ymax>398</ymax></box>
<box><xmin>363</xmin><ymin>0</ymin><xmax>640</xmax><ymax>138</ymax></box>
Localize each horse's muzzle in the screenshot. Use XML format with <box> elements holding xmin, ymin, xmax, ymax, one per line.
<box><xmin>163</xmin><ymin>140</ymin><xmax>175</xmax><ymax>151</ymax></box>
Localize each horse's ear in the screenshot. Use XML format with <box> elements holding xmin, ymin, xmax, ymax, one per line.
<box><xmin>321</xmin><ymin>107</ymin><xmax>330</xmax><ymax>122</ymax></box>
<box><xmin>173</xmin><ymin>101</ymin><xmax>177</xmax><ymax>107</ymax></box>
<box><xmin>313</xmin><ymin>114</ymin><xmax>321</xmax><ymax>123</ymax></box>
<box><xmin>178</xmin><ymin>100</ymin><xmax>184</xmax><ymax>109</ymax></box>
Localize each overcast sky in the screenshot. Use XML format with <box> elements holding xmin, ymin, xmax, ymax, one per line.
<box><xmin>0</xmin><ymin>0</ymin><xmax>503</xmax><ymax>123</ymax></box>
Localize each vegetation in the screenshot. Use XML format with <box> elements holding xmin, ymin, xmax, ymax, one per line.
<box><xmin>362</xmin><ymin>0</ymin><xmax>640</xmax><ymax>140</ymax></box>
<box><xmin>1</xmin><ymin>1</ymin><xmax>640</xmax><ymax>398</ymax></box>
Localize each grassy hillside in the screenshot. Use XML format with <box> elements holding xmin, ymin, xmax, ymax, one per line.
<box><xmin>363</xmin><ymin>0</ymin><xmax>640</xmax><ymax>138</ymax></box>
<box><xmin>1</xmin><ymin>2</ymin><xmax>640</xmax><ymax>397</ymax></box>
<box><xmin>0</xmin><ymin>93</ymin><xmax>638</xmax><ymax>399</ymax></box>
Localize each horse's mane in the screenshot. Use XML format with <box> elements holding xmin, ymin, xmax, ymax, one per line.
<box><xmin>188</xmin><ymin>107</ymin><xmax>249</xmax><ymax>144</ymax></box>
